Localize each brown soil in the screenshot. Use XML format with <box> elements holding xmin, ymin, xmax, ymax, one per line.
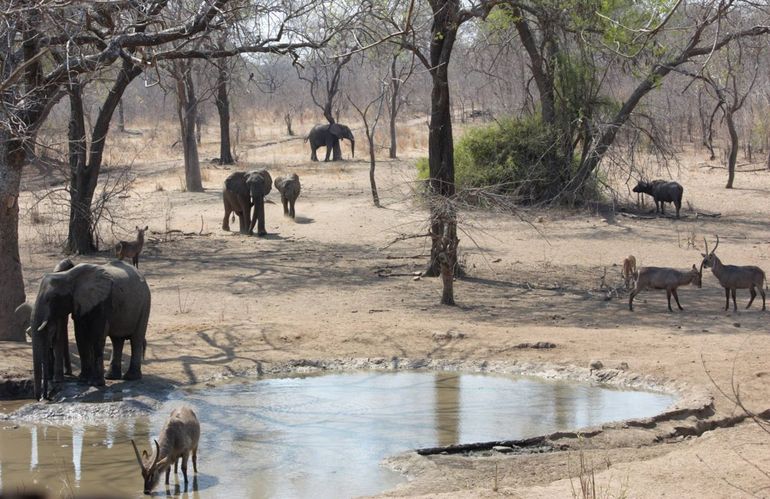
<box><xmin>4</xmin><ymin>132</ymin><xmax>770</xmax><ymax>497</ymax></box>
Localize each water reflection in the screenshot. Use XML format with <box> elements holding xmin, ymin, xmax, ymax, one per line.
<box><xmin>0</xmin><ymin>372</ymin><xmax>675</xmax><ymax>499</ymax></box>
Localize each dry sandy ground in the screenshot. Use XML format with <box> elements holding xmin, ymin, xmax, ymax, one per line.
<box><xmin>3</xmin><ymin>127</ymin><xmax>770</xmax><ymax>497</ymax></box>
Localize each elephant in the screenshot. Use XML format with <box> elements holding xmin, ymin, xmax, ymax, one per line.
<box><xmin>15</xmin><ymin>258</ymin><xmax>76</xmax><ymax>386</ymax></box>
<box><xmin>222</xmin><ymin>169</ymin><xmax>272</xmax><ymax>236</ymax></box>
<box><xmin>274</xmin><ymin>174</ymin><xmax>301</xmax><ymax>218</ymax></box>
<box><xmin>306</xmin><ymin>123</ymin><xmax>355</xmax><ymax>162</ymax></box>
<box><xmin>21</xmin><ymin>260</ymin><xmax>151</xmax><ymax>400</ymax></box>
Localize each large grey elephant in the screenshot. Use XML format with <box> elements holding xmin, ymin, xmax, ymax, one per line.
<box><xmin>222</xmin><ymin>169</ymin><xmax>272</xmax><ymax>236</ymax></box>
<box><xmin>21</xmin><ymin>260</ymin><xmax>151</xmax><ymax>400</ymax></box>
<box><xmin>274</xmin><ymin>174</ymin><xmax>301</xmax><ymax>219</ymax></box>
<box><xmin>306</xmin><ymin>123</ymin><xmax>354</xmax><ymax>162</ymax></box>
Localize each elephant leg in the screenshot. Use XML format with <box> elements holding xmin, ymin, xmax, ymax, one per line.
<box><xmin>123</xmin><ymin>333</ymin><xmax>144</xmax><ymax>380</ymax></box>
<box><xmin>282</xmin><ymin>196</ymin><xmax>289</xmax><ymax>216</ymax></box>
<box><xmin>747</xmin><ymin>286</ymin><xmax>757</xmax><ymax>309</ymax></box>
<box><xmin>192</xmin><ymin>447</ymin><xmax>198</xmax><ymax>473</ymax></box>
<box><xmin>310</xmin><ymin>146</ymin><xmax>318</xmax><ymax>162</ymax></box>
<box><xmin>239</xmin><ymin>198</ymin><xmax>251</xmax><ymax>234</ymax></box>
<box><xmin>324</xmin><ymin>142</ymin><xmax>332</xmax><ymax>162</ymax></box>
<box><xmin>106</xmin><ymin>336</ymin><xmax>124</xmax><ymax>380</ymax></box>
<box><xmin>289</xmin><ymin>198</ymin><xmax>296</xmax><ymax>219</ymax></box>
<box><xmin>74</xmin><ymin>317</ymin><xmax>92</xmax><ymax>382</ymax></box>
<box><xmin>62</xmin><ymin>318</ymin><xmax>72</xmax><ymax>376</ymax></box>
<box><xmin>91</xmin><ymin>332</ymin><xmax>107</xmax><ymax>387</ymax></box>
<box><xmin>222</xmin><ymin>200</ymin><xmax>232</xmax><ymax>231</ymax></box>
<box><xmin>332</xmin><ymin>139</ymin><xmax>342</xmax><ymax>161</ymax></box>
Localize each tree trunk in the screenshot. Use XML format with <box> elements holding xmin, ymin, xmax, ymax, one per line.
<box><xmin>284</xmin><ymin>113</ymin><xmax>294</xmax><ymax>136</ymax></box>
<box><xmin>0</xmin><ymin>132</ymin><xmax>27</xmax><ymax>341</ymax></box>
<box><xmin>388</xmin><ymin>56</ymin><xmax>400</xmax><ymax>159</ymax></box>
<box><xmin>425</xmin><ymin>1</ymin><xmax>459</xmax><ymax>288</ymax></box>
<box><xmin>176</xmin><ymin>64</ymin><xmax>203</xmax><ymax>193</ymax></box>
<box><xmin>367</xmin><ymin>123</ymin><xmax>380</xmax><ymax>207</ymax></box>
<box><xmin>117</xmin><ymin>99</ymin><xmax>126</xmax><ymax>133</ymax></box>
<box><xmin>67</xmin><ymin>61</ymin><xmax>141</xmax><ymax>254</ymax></box>
<box><xmin>726</xmin><ymin>110</ymin><xmax>738</xmax><ymax>189</ymax></box>
<box><xmin>66</xmin><ymin>82</ymin><xmax>95</xmax><ymax>254</ymax></box>
<box><xmin>215</xmin><ymin>64</ymin><xmax>234</xmax><ymax>165</ymax></box>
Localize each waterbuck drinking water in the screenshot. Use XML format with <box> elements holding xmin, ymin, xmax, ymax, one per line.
<box><xmin>632</xmin><ymin>180</ymin><xmax>684</xmax><ymax>218</ymax></box>
<box><xmin>132</xmin><ymin>406</ymin><xmax>200</xmax><ymax>494</ymax></box>
<box><xmin>701</xmin><ymin>235</ymin><xmax>766</xmax><ymax>311</ymax></box>
<box><xmin>629</xmin><ymin>264</ymin><xmax>702</xmax><ymax>311</ymax></box>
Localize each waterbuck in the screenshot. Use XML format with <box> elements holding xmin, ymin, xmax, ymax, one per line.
<box><xmin>632</xmin><ymin>180</ymin><xmax>684</xmax><ymax>218</ymax></box>
<box><xmin>132</xmin><ymin>406</ymin><xmax>200</xmax><ymax>494</ymax></box>
<box><xmin>622</xmin><ymin>255</ymin><xmax>637</xmax><ymax>289</ymax></box>
<box><xmin>701</xmin><ymin>236</ymin><xmax>766</xmax><ymax>311</ymax></box>
<box><xmin>629</xmin><ymin>264</ymin><xmax>702</xmax><ymax>311</ymax></box>
<box><xmin>116</xmin><ymin>226</ymin><xmax>148</xmax><ymax>268</ymax></box>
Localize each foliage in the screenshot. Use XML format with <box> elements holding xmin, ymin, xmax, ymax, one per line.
<box><xmin>416</xmin><ymin>116</ymin><xmax>602</xmax><ymax>203</ymax></box>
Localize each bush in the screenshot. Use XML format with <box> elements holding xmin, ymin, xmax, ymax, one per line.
<box><xmin>416</xmin><ymin>116</ymin><xmax>600</xmax><ymax>203</ymax></box>
<box><xmin>454</xmin><ymin>115</ymin><xmax>575</xmax><ymax>203</ymax></box>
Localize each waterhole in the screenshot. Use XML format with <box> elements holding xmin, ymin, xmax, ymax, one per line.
<box><xmin>0</xmin><ymin>371</ymin><xmax>675</xmax><ymax>498</ymax></box>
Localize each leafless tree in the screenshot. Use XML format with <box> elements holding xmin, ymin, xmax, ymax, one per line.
<box><xmin>348</xmin><ymin>78</ymin><xmax>388</xmax><ymax>207</ymax></box>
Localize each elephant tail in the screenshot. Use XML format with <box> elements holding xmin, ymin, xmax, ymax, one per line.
<box><xmin>142</xmin><ymin>338</ymin><xmax>147</xmax><ymax>360</ymax></box>
<box><xmin>303</xmin><ymin>136</ymin><xmax>309</xmax><ymax>143</ymax></box>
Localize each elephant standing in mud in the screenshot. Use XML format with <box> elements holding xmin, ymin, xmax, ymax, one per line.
<box><xmin>274</xmin><ymin>174</ymin><xmax>301</xmax><ymax>219</ymax></box>
<box><xmin>306</xmin><ymin>123</ymin><xmax>355</xmax><ymax>162</ymax></box>
<box><xmin>20</xmin><ymin>260</ymin><xmax>151</xmax><ymax>400</ymax></box>
<box><xmin>222</xmin><ymin>169</ymin><xmax>272</xmax><ymax>236</ymax></box>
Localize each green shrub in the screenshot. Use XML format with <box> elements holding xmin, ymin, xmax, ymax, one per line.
<box><xmin>454</xmin><ymin>115</ymin><xmax>573</xmax><ymax>203</ymax></box>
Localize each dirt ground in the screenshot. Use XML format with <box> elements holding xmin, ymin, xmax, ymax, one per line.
<box><xmin>3</xmin><ymin>124</ymin><xmax>770</xmax><ymax>497</ymax></box>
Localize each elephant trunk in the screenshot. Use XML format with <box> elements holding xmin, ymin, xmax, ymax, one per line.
<box><xmin>350</xmin><ymin>139</ymin><xmax>355</xmax><ymax>158</ymax></box>
<box><xmin>32</xmin><ymin>336</ymin><xmax>46</xmax><ymax>400</ymax></box>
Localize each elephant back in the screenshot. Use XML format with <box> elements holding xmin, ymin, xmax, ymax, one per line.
<box><xmin>224</xmin><ymin>171</ymin><xmax>249</xmax><ymax>196</ymax></box>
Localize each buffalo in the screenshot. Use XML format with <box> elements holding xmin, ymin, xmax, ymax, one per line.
<box><xmin>633</xmin><ymin>180</ymin><xmax>684</xmax><ymax>218</ymax></box>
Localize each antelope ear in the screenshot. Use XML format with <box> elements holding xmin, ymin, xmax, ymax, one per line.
<box><xmin>700</xmin><ymin>253</ymin><xmax>707</xmax><ymax>258</ymax></box>
<box><xmin>71</xmin><ymin>265</ymin><xmax>113</xmax><ymax>316</ymax></box>
<box><xmin>692</xmin><ymin>264</ymin><xmax>698</xmax><ymax>271</ymax></box>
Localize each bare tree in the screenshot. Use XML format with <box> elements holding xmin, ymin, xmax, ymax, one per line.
<box><xmin>0</xmin><ymin>0</ymin><xmax>343</xmax><ymax>340</ymax></box>
<box><xmin>348</xmin><ymin>79</ymin><xmax>388</xmax><ymax>206</ymax></box>
<box><xmin>298</xmin><ymin>49</ymin><xmax>354</xmax><ymax>124</ymax></box>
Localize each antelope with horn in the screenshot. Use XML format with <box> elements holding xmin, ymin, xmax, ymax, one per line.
<box><xmin>132</xmin><ymin>406</ymin><xmax>200</xmax><ymax>494</ymax></box>
<box><xmin>701</xmin><ymin>235</ymin><xmax>766</xmax><ymax>311</ymax></box>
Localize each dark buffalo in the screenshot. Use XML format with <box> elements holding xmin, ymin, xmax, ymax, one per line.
<box><xmin>632</xmin><ymin>180</ymin><xmax>684</xmax><ymax>218</ymax></box>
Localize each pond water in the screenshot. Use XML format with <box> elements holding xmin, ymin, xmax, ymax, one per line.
<box><xmin>0</xmin><ymin>371</ymin><xmax>675</xmax><ymax>498</ymax></box>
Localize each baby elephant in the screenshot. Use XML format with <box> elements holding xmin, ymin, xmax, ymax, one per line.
<box><xmin>274</xmin><ymin>173</ymin><xmax>301</xmax><ymax>219</ymax></box>
<box><xmin>132</xmin><ymin>406</ymin><xmax>200</xmax><ymax>495</ymax></box>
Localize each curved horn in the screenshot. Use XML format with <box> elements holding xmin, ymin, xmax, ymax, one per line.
<box><xmin>36</xmin><ymin>320</ymin><xmax>48</xmax><ymax>332</ymax></box>
<box><xmin>713</xmin><ymin>234</ymin><xmax>720</xmax><ymax>253</ymax></box>
<box><xmin>131</xmin><ymin>440</ymin><xmax>146</xmax><ymax>472</ymax></box>
<box><xmin>151</xmin><ymin>439</ymin><xmax>161</xmax><ymax>469</ymax></box>
<box><xmin>703</xmin><ymin>237</ymin><xmax>709</xmax><ymax>255</ymax></box>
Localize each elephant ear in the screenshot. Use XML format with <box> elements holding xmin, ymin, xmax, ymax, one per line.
<box><xmin>329</xmin><ymin>123</ymin><xmax>343</xmax><ymax>137</ymax></box>
<box><xmin>14</xmin><ymin>302</ymin><xmax>32</xmax><ymax>335</ymax></box>
<box><xmin>225</xmin><ymin>172</ymin><xmax>249</xmax><ymax>197</ymax></box>
<box><xmin>70</xmin><ymin>265</ymin><xmax>113</xmax><ymax>316</ymax></box>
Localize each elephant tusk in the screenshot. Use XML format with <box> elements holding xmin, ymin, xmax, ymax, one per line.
<box><xmin>25</xmin><ymin>327</ymin><xmax>32</xmax><ymax>338</ymax></box>
<box><xmin>37</xmin><ymin>320</ymin><xmax>48</xmax><ymax>332</ymax></box>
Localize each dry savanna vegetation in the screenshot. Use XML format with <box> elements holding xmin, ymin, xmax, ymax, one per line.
<box><xmin>3</xmin><ymin>0</ymin><xmax>770</xmax><ymax>498</ymax></box>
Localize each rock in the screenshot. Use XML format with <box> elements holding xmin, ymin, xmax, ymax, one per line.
<box><xmin>617</xmin><ymin>362</ymin><xmax>629</xmax><ymax>371</ymax></box>
<box><xmin>733</xmin><ymin>323</ymin><xmax>741</xmax><ymax>328</ymax></box>
<box><xmin>589</xmin><ymin>360</ymin><xmax>603</xmax><ymax>370</ymax></box>
<box><xmin>413</xmin><ymin>276</ymin><xmax>421</xmax><ymax>281</ymax></box>
<box><xmin>493</xmin><ymin>446</ymin><xmax>513</xmax><ymax>453</ymax></box>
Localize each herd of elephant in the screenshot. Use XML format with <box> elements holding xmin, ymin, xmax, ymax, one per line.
<box><xmin>14</xmin><ymin>123</ymin><xmax>352</xmax><ymax>401</ymax></box>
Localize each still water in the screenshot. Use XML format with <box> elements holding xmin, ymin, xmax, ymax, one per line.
<box><xmin>0</xmin><ymin>371</ymin><xmax>675</xmax><ymax>498</ymax></box>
